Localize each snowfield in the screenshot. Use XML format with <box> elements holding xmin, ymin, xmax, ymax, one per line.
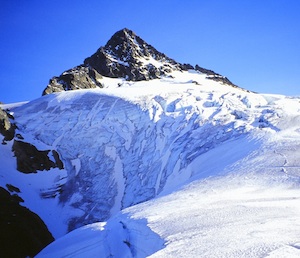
<box><xmin>1</xmin><ymin>70</ymin><xmax>300</xmax><ymax>257</ymax></box>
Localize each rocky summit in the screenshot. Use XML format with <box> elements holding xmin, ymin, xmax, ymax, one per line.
<box><xmin>84</xmin><ymin>28</ymin><xmax>183</xmax><ymax>80</ymax></box>
<box><xmin>42</xmin><ymin>28</ymin><xmax>238</xmax><ymax>95</ymax></box>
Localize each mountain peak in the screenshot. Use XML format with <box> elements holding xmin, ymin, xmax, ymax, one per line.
<box><xmin>104</xmin><ymin>28</ymin><xmax>136</xmax><ymax>50</ymax></box>
<box><xmin>103</xmin><ymin>28</ymin><xmax>150</xmax><ymax>61</ymax></box>
<box><xmin>42</xmin><ymin>28</ymin><xmax>239</xmax><ymax>95</ymax></box>
<box><xmin>108</xmin><ymin>27</ymin><xmax>136</xmax><ymax>41</ymax></box>
<box><xmin>83</xmin><ymin>28</ymin><xmax>182</xmax><ymax>81</ymax></box>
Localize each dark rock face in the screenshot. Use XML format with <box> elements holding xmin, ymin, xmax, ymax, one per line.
<box><xmin>0</xmin><ymin>108</ymin><xmax>16</xmax><ymax>143</ymax></box>
<box><xmin>195</xmin><ymin>64</ymin><xmax>219</xmax><ymax>76</ymax></box>
<box><xmin>0</xmin><ymin>187</ymin><xmax>54</xmax><ymax>258</ymax></box>
<box><xmin>6</xmin><ymin>184</ymin><xmax>21</xmax><ymax>193</ymax></box>
<box><xmin>181</xmin><ymin>63</ymin><xmax>194</xmax><ymax>70</ymax></box>
<box><xmin>42</xmin><ymin>28</ymin><xmax>187</xmax><ymax>95</ymax></box>
<box><xmin>84</xmin><ymin>28</ymin><xmax>183</xmax><ymax>81</ymax></box>
<box><xmin>12</xmin><ymin>140</ymin><xmax>64</xmax><ymax>173</ymax></box>
<box><xmin>42</xmin><ymin>28</ymin><xmax>240</xmax><ymax>95</ymax></box>
<box><xmin>43</xmin><ymin>65</ymin><xmax>103</xmax><ymax>95</ymax></box>
<box><xmin>195</xmin><ymin>64</ymin><xmax>239</xmax><ymax>88</ymax></box>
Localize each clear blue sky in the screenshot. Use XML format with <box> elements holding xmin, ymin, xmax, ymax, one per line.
<box><xmin>1</xmin><ymin>0</ymin><xmax>299</xmax><ymax>103</ymax></box>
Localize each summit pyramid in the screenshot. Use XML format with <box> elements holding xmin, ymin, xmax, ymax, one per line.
<box><xmin>42</xmin><ymin>28</ymin><xmax>237</xmax><ymax>95</ymax></box>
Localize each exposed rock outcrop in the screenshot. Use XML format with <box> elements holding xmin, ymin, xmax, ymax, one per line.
<box><xmin>42</xmin><ymin>28</ymin><xmax>239</xmax><ymax>95</ymax></box>
<box><xmin>12</xmin><ymin>140</ymin><xmax>64</xmax><ymax>173</ymax></box>
<box><xmin>43</xmin><ymin>65</ymin><xmax>103</xmax><ymax>95</ymax></box>
<box><xmin>0</xmin><ymin>187</ymin><xmax>54</xmax><ymax>258</ymax></box>
<box><xmin>84</xmin><ymin>28</ymin><xmax>183</xmax><ymax>81</ymax></box>
<box><xmin>195</xmin><ymin>64</ymin><xmax>239</xmax><ymax>88</ymax></box>
<box><xmin>0</xmin><ymin>108</ymin><xmax>16</xmax><ymax>143</ymax></box>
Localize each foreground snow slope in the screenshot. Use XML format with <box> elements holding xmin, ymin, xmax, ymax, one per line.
<box><xmin>2</xmin><ymin>69</ymin><xmax>300</xmax><ymax>257</ymax></box>
<box><xmin>37</xmin><ymin>126</ymin><xmax>300</xmax><ymax>257</ymax></box>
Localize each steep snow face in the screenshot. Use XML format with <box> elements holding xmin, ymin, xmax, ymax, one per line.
<box><xmin>10</xmin><ymin>70</ymin><xmax>282</xmax><ymax>234</ymax></box>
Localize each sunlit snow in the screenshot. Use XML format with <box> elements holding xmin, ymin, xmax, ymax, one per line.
<box><xmin>1</xmin><ymin>70</ymin><xmax>300</xmax><ymax>257</ymax></box>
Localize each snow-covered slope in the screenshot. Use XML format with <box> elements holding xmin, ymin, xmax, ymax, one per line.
<box><xmin>37</xmin><ymin>174</ymin><xmax>300</xmax><ymax>257</ymax></box>
<box><xmin>2</xmin><ymin>68</ymin><xmax>300</xmax><ymax>257</ymax></box>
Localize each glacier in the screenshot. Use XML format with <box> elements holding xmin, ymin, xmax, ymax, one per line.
<box><xmin>1</xmin><ymin>69</ymin><xmax>300</xmax><ymax>257</ymax></box>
